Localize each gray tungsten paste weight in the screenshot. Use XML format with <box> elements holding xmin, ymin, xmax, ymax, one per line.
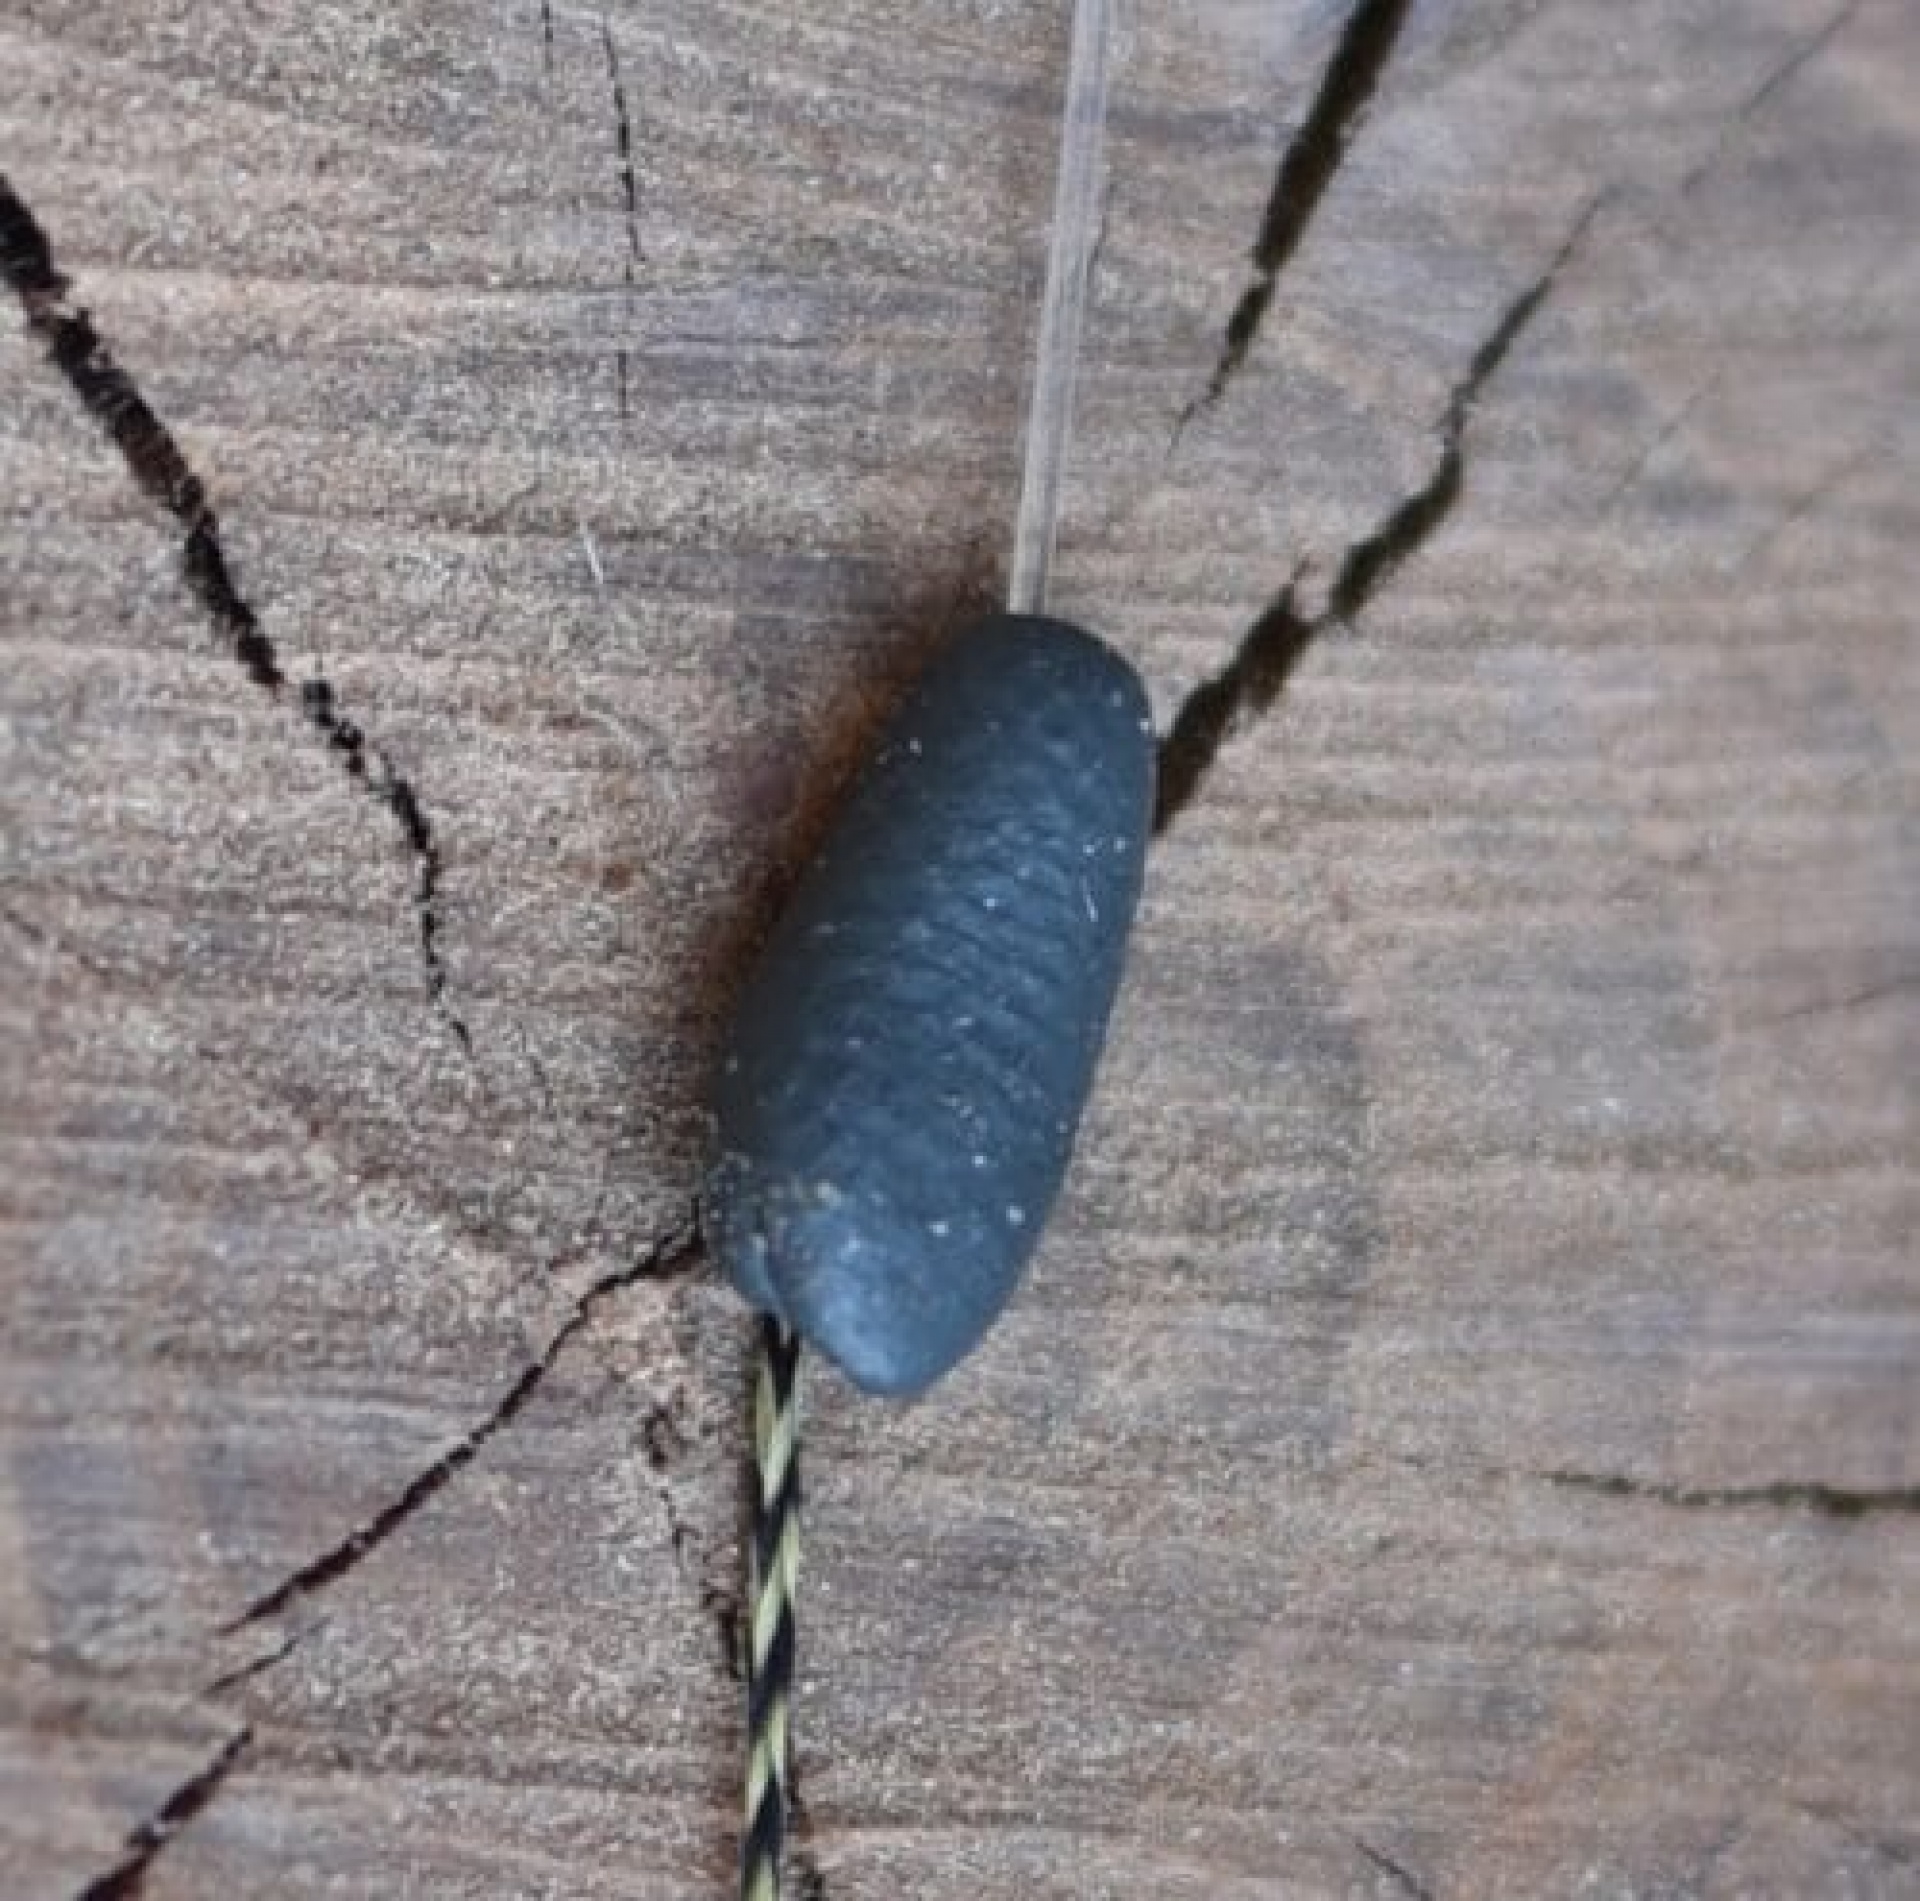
<box><xmin>704</xmin><ymin>614</ymin><xmax>1155</xmax><ymax>1396</ymax></box>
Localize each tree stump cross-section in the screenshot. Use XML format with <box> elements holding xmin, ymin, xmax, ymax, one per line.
<box><xmin>2</xmin><ymin>3</ymin><xmax>1916</xmax><ymax>1896</ymax></box>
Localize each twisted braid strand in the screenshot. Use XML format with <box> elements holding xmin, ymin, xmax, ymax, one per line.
<box><xmin>740</xmin><ymin>1318</ymin><xmax>802</xmax><ymax>1901</ymax></box>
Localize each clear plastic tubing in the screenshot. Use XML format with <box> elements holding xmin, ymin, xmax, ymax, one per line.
<box><xmin>1007</xmin><ymin>0</ymin><xmax>1114</xmax><ymax>619</ymax></box>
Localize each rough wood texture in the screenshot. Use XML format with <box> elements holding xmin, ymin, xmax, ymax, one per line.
<box><xmin>3</xmin><ymin>2</ymin><xmax>1916</xmax><ymax>1896</ymax></box>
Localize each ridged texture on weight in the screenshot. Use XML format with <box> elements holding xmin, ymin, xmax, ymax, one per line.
<box><xmin>705</xmin><ymin>614</ymin><xmax>1154</xmax><ymax>1396</ymax></box>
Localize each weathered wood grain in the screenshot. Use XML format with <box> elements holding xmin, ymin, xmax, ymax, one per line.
<box><xmin>3</xmin><ymin>1</ymin><xmax>1916</xmax><ymax>1896</ymax></box>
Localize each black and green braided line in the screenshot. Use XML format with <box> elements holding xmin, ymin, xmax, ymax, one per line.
<box><xmin>741</xmin><ymin>1316</ymin><xmax>802</xmax><ymax>1901</ymax></box>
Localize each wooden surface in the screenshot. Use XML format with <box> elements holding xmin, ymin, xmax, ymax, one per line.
<box><xmin>3</xmin><ymin>2</ymin><xmax>1917</xmax><ymax>1896</ymax></box>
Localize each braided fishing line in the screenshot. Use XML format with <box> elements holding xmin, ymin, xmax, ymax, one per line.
<box><xmin>740</xmin><ymin>1319</ymin><xmax>801</xmax><ymax>1901</ymax></box>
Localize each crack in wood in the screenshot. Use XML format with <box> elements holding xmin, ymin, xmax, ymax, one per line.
<box><xmin>1741</xmin><ymin>441</ymin><xmax>1878</xmax><ymax>568</ymax></box>
<box><xmin>223</xmin><ymin>1220</ymin><xmax>703</xmax><ymax>1632</ymax></box>
<box><xmin>1320</xmin><ymin>191</ymin><xmax>1599</xmax><ymax>614</ymax></box>
<box><xmin>599</xmin><ymin>14</ymin><xmax>643</xmax><ymax>421</ymax></box>
<box><xmin>1185</xmin><ymin>0</ymin><xmax>1413</xmax><ymax>423</ymax></box>
<box><xmin>0</xmin><ymin>170</ymin><xmax>471</xmax><ymax>1052</ymax></box>
<box><xmin>202</xmin><ymin>1622</ymin><xmax>314</xmax><ymax>1700</ymax></box>
<box><xmin>0</xmin><ymin>900</ymin><xmax>123</xmax><ymax>990</ymax></box>
<box><xmin>1157</xmin><ymin>197</ymin><xmax>1598</xmax><ymax>831</ymax></box>
<box><xmin>640</xmin><ymin>1395</ymin><xmax>746</xmax><ymax>1683</ymax></box>
<box><xmin>1154</xmin><ymin>568</ymin><xmax>1312</xmax><ymax>831</ymax></box>
<box><xmin>2</xmin><ymin>898</ymin><xmax>580</xmax><ymax>1307</ymax></box>
<box><xmin>1738</xmin><ymin>971</ymin><xmax>1920</xmax><ymax>1029</ymax></box>
<box><xmin>788</xmin><ymin>1781</ymin><xmax>831</xmax><ymax>1901</ymax></box>
<box><xmin>1681</xmin><ymin>0</ymin><xmax>1864</xmax><ymax>193</ymax></box>
<box><xmin>600</xmin><ymin>16</ymin><xmax>646</xmax><ymax>275</ymax></box>
<box><xmin>1795</xmin><ymin>1802</ymin><xmax>1920</xmax><ymax>1870</ymax></box>
<box><xmin>1186</xmin><ymin>0</ymin><xmax>1845</xmax><ymax>436</ymax></box>
<box><xmin>1730</xmin><ymin>0</ymin><xmax>1862</xmax><ymax>125</ymax></box>
<box><xmin>1543</xmin><ymin>1470</ymin><xmax>1920</xmax><ymax>1519</ymax></box>
<box><xmin>1597</xmin><ymin>376</ymin><xmax>1718</xmax><ymax>517</ymax></box>
<box><xmin>73</xmin><ymin>1727</ymin><xmax>252</xmax><ymax>1901</ymax></box>
<box><xmin>789</xmin><ymin>1837</ymin><xmax>831</xmax><ymax>1899</ymax></box>
<box><xmin>1354</xmin><ymin>1836</ymin><xmax>1436</xmax><ymax>1900</ymax></box>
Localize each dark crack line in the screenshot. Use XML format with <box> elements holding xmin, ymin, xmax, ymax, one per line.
<box><xmin>541</xmin><ymin>0</ymin><xmax>555</xmax><ymax>74</ymax></box>
<box><xmin>1676</xmin><ymin>1814</ymin><xmax>1752</xmax><ymax>1898</ymax></box>
<box><xmin>224</xmin><ymin>1220</ymin><xmax>703</xmax><ymax>1631</ymax></box>
<box><xmin>1597</xmin><ymin>377</ymin><xmax>1717</xmax><ymax>517</ymax></box>
<box><xmin>1795</xmin><ymin>1803</ymin><xmax>1920</xmax><ymax>1871</ymax></box>
<box><xmin>1185</xmin><ymin>0</ymin><xmax>1413</xmax><ymax>422</ymax></box>
<box><xmin>1741</xmin><ymin>442</ymin><xmax>1876</xmax><ymax>567</ymax></box>
<box><xmin>1154</xmin><ymin>568</ymin><xmax>1312</xmax><ymax>830</ymax></box>
<box><xmin>1732</xmin><ymin>0</ymin><xmax>1862</xmax><ymax>123</ymax></box>
<box><xmin>789</xmin><ymin>1851</ymin><xmax>831</xmax><ymax>1901</ymax></box>
<box><xmin>600</xmin><ymin>20</ymin><xmax>642</xmax><ymax>422</ymax></box>
<box><xmin>8</xmin><ymin>899</ymin><xmax>593</xmax><ymax>1308</ymax></box>
<box><xmin>639</xmin><ymin>1394</ymin><xmax>746</xmax><ymax>1684</ymax></box>
<box><xmin>0</xmin><ymin>899</ymin><xmax>125</xmax><ymax>991</ymax></box>
<box><xmin>788</xmin><ymin>1783</ymin><xmax>831</xmax><ymax>1901</ymax></box>
<box><xmin>1604</xmin><ymin>245</ymin><xmax>1885</xmax><ymax>526</ymax></box>
<box><xmin>1355</xmin><ymin>1836</ymin><xmax>1436</xmax><ymax>1901</ymax></box>
<box><xmin>74</xmin><ymin>1727</ymin><xmax>252</xmax><ymax>1901</ymax></box>
<box><xmin>1323</xmin><ymin>194</ymin><xmax>1598</xmax><ymax>619</ymax></box>
<box><xmin>1544</xmin><ymin>1469</ymin><xmax>1920</xmax><ymax>1520</ymax></box>
<box><xmin>1682</xmin><ymin>0</ymin><xmax>1863</xmax><ymax>193</ymax></box>
<box><xmin>601</xmin><ymin>17</ymin><xmax>644</xmax><ymax>275</ymax></box>
<box><xmin>0</xmin><ymin>172</ymin><xmax>470</xmax><ymax>1052</ymax></box>
<box><xmin>1157</xmin><ymin>199</ymin><xmax>1597</xmax><ymax>831</ymax></box>
<box><xmin>202</xmin><ymin>1623</ymin><xmax>312</xmax><ymax>1700</ymax></box>
<box><xmin>1741</xmin><ymin>970</ymin><xmax>1920</xmax><ymax>1029</ymax></box>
